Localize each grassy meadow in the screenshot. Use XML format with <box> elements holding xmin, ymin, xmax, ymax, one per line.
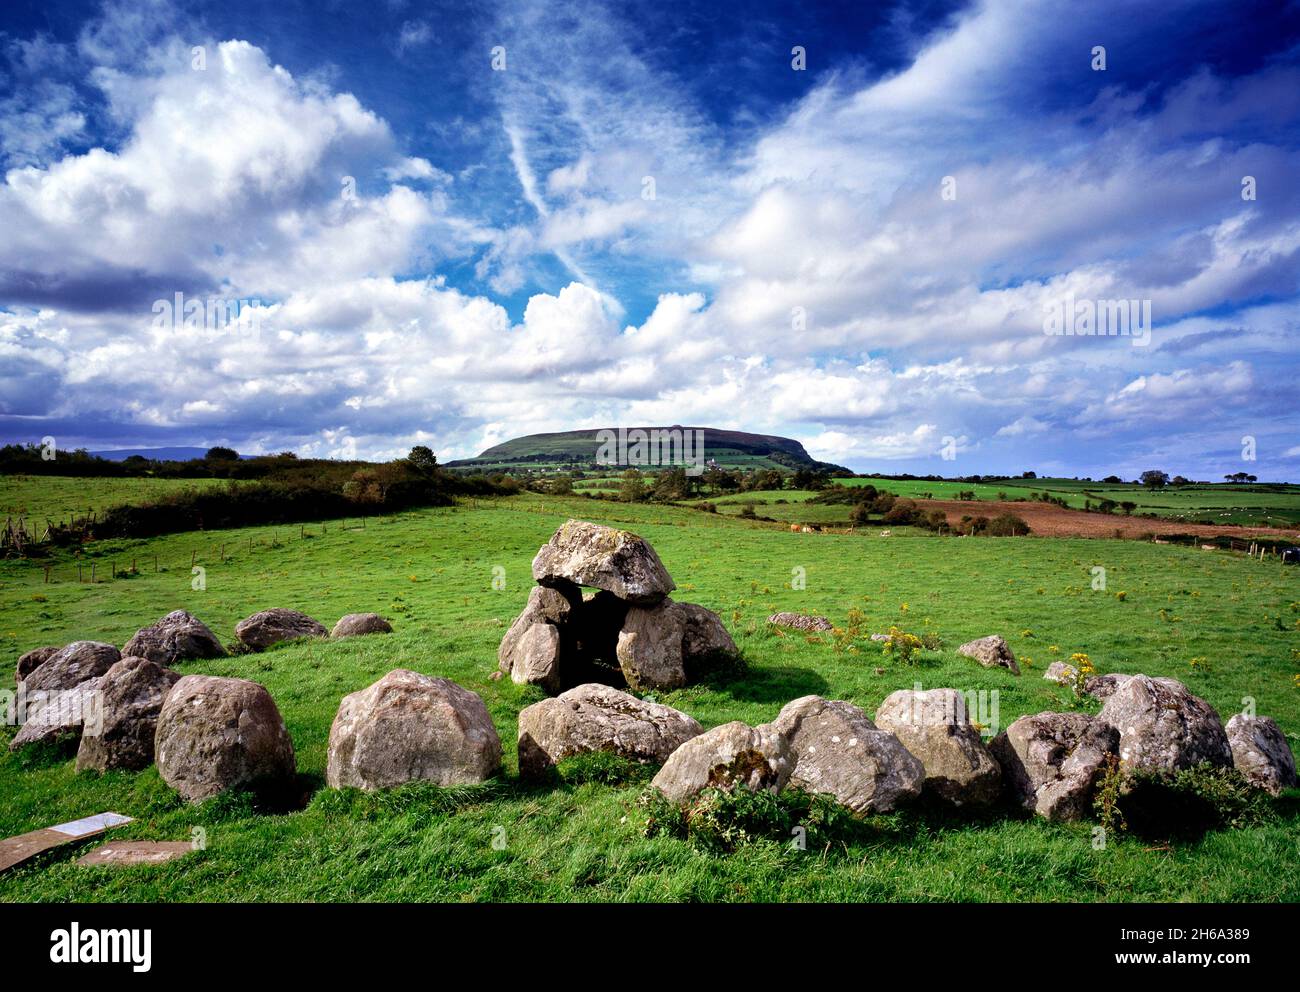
<box><xmin>1</xmin><ymin>486</ymin><xmax>1299</xmax><ymax>902</ymax></box>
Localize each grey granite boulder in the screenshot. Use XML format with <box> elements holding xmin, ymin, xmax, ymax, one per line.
<box><xmin>123</xmin><ymin>610</ymin><xmax>225</xmax><ymax>666</ymax></box>
<box><xmin>651</xmin><ymin>721</ymin><xmax>792</xmax><ymax>804</ymax></box>
<box><xmin>990</xmin><ymin>712</ymin><xmax>1119</xmax><ymax>821</ymax></box>
<box><xmin>1225</xmin><ymin>714</ymin><xmax>1297</xmax><ymax>795</ymax></box>
<box><xmin>772</xmin><ymin>695</ymin><xmax>924</xmax><ymax>814</ymax></box>
<box><xmin>532</xmin><ymin>520</ymin><xmax>675</xmax><ymax>604</ymax></box>
<box><xmin>517</xmin><ymin>683</ymin><xmax>702</xmax><ymax>778</ymax></box>
<box><xmin>957</xmin><ymin>635</ymin><xmax>1020</xmax><ymax>675</ymax></box>
<box><xmin>1095</xmin><ymin>675</ymin><xmax>1232</xmax><ymax>774</ymax></box>
<box><xmin>234</xmin><ymin>608</ymin><xmax>328</xmax><ymax>651</ymax></box>
<box><xmin>326</xmin><ymin>670</ymin><xmax>501</xmax><ymax>790</ymax></box>
<box><xmin>331</xmin><ymin>613</ymin><xmax>393</xmax><ymax>638</ymax></box>
<box><xmin>76</xmin><ymin>657</ymin><xmax>182</xmax><ymax>772</ymax></box>
<box><xmin>874</xmin><ymin>688</ymin><xmax>1002</xmax><ymax>805</ymax></box>
<box><xmin>23</xmin><ymin>641</ymin><xmax>120</xmax><ymax>694</ymax></box>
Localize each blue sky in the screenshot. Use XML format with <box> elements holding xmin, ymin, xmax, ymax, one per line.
<box><xmin>0</xmin><ymin>0</ymin><xmax>1298</xmax><ymax>479</ymax></box>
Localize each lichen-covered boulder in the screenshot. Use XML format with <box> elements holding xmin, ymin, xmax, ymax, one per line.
<box><xmin>989</xmin><ymin>712</ymin><xmax>1119</xmax><ymax>821</ymax></box>
<box><xmin>1083</xmin><ymin>673</ymin><xmax>1133</xmax><ymax>701</ymax></box>
<box><xmin>772</xmin><ymin>696</ymin><xmax>924</xmax><ymax>814</ymax></box>
<box><xmin>8</xmin><ymin>676</ymin><xmax>105</xmax><ymax>752</ymax></box>
<box><xmin>651</xmin><ymin>721</ymin><xmax>792</xmax><ymax>804</ymax></box>
<box><xmin>509</xmin><ymin>623</ymin><xmax>563</xmax><ymax>693</ymax></box>
<box><xmin>234</xmin><ymin>608</ymin><xmax>328</xmax><ymax>651</ymax></box>
<box><xmin>678</xmin><ymin>602</ymin><xmax>738</xmax><ymax>667</ymax></box>
<box><xmin>616</xmin><ymin>598</ymin><xmax>687</xmax><ymax>692</ymax></box>
<box><xmin>331</xmin><ymin>613</ymin><xmax>393</xmax><ymax>638</ymax></box>
<box><xmin>16</xmin><ymin>645</ymin><xmax>60</xmax><ymax>683</ymax></box>
<box><xmin>123</xmin><ymin>610</ymin><xmax>225</xmax><ymax>667</ymax></box>
<box><xmin>957</xmin><ymin>635</ymin><xmax>1020</xmax><ymax>675</ymax></box>
<box><xmin>326</xmin><ymin>670</ymin><xmax>501</xmax><ymax>790</ymax></box>
<box><xmin>874</xmin><ymin>688</ymin><xmax>1002</xmax><ymax>805</ymax></box>
<box><xmin>1225</xmin><ymin>714</ymin><xmax>1298</xmax><ymax>796</ymax></box>
<box><xmin>155</xmin><ymin>675</ymin><xmax>296</xmax><ymax>803</ymax></box>
<box><xmin>1095</xmin><ymin>675</ymin><xmax>1232</xmax><ymax>774</ymax></box>
<box><xmin>532</xmin><ymin>520</ymin><xmax>675</xmax><ymax>604</ymax></box>
<box><xmin>767</xmin><ymin>612</ymin><xmax>833</xmax><ymax>632</ymax></box>
<box><xmin>517</xmin><ymin>683</ymin><xmax>702</xmax><ymax>778</ymax></box>
<box><xmin>498</xmin><ymin>585</ymin><xmax>579</xmax><ymax>690</ymax></box>
<box><xmin>76</xmin><ymin>657</ymin><xmax>182</xmax><ymax>772</ymax></box>
<box><xmin>23</xmin><ymin>641</ymin><xmax>120</xmax><ymax>694</ymax></box>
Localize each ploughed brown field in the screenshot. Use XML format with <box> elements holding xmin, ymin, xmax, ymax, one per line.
<box><xmin>911</xmin><ymin>499</ymin><xmax>1300</xmax><ymax>541</ymax></box>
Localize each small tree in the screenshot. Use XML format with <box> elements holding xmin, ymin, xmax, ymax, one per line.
<box><xmin>1141</xmin><ymin>470</ymin><xmax>1169</xmax><ymax>490</ymax></box>
<box><xmin>619</xmin><ymin>468</ymin><xmax>646</xmax><ymax>503</ymax></box>
<box><xmin>407</xmin><ymin>445</ymin><xmax>438</xmax><ymax>475</ymax></box>
<box><xmin>206</xmin><ymin>446</ymin><xmax>238</xmax><ymax>460</ymax></box>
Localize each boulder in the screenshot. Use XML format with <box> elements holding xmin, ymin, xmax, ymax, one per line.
<box><xmin>123</xmin><ymin>610</ymin><xmax>225</xmax><ymax>666</ymax></box>
<box><xmin>76</xmin><ymin>657</ymin><xmax>182</xmax><ymax>772</ymax></box>
<box><xmin>1095</xmin><ymin>675</ymin><xmax>1232</xmax><ymax>774</ymax></box>
<box><xmin>234</xmin><ymin>608</ymin><xmax>328</xmax><ymax>651</ymax></box>
<box><xmin>532</xmin><ymin>520</ymin><xmax>675</xmax><ymax>604</ymax></box>
<box><xmin>1043</xmin><ymin>661</ymin><xmax>1077</xmax><ymax>685</ymax></box>
<box><xmin>1225</xmin><ymin>714</ymin><xmax>1298</xmax><ymax>796</ymax></box>
<box><xmin>498</xmin><ymin>585</ymin><xmax>579</xmax><ymax>682</ymax></box>
<box><xmin>155</xmin><ymin>675</ymin><xmax>296</xmax><ymax>803</ymax></box>
<box><xmin>772</xmin><ymin>696</ymin><xmax>924</xmax><ymax>814</ymax></box>
<box><xmin>679</xmin><ymin>602</ymin><xmax>738</xmax><ymax>666</ymax></box>
<box><xmin>23</xmin><ymin>641</ymin><xmax>120</xmax><ymax>694</ymax></box>
<box><xmin>651</xmin><ymin>721</ymin><xmax>793</xmax><ymax>804</ymax></box>
<box><xmin>509</xmin><ymin>623</ymin><xmax>562</xmax><ymax>693</ymax></box>
<box><xmin>331</xmin><ymin>613</ymin><xmax>393</xmax><ymax>638</ymax></box>
<box><xmin>1083</xmin><ymin>672</ymin><xmax>1132</xmax><ymax>701</ymax></box>
<box><xmin>874</xmin><ymin>688</ymin><xmax>1002</xmax><ymax>805</ymax></box>
<box><xmin>16</xmin><ymin>645</ymin><xmax>59</xmax><ymax>683</ymax></box>
<box><xmin>617</xmin><ymin>598</ymin><xmax>687</xmax><ymax>692</ymax></box>
<box><xmin>767</xmin><ymin>612</ymin><xmax>833</xmax><ymax>632</ymax></box>
<box><xmin>989</xmin><ymin>712</ymin><xmax>1119</xmax><ymax>821</ymax></box>
<box><xmin>8</xmin><ymin>676</ymin><xmax>105</xmax><ymax>751</ymax></box>
<box><xmin>957</xmin><ymin>635</ymin><xmax>1020</xmax><ymax>675</ymax></box>
<box><xmin>326</xmin><ymin>670</ymin><xmax>501</xmax><ymax>790</ymax></box>
<box><xmin>517</xmin><ymin>683</ymin><xmax>703</xmax><ymax>778</ymax></box>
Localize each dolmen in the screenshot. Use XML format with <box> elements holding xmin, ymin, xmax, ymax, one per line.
<box><xmin>499</xmin><ymin>520</ymin><xmax>738</xmax><ymax>694</ymax></box>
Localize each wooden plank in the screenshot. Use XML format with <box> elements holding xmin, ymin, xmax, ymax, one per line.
<box><xmin>0</xmin><ymin>812</ymin><xmax>133</xmax><ymax>872</ymax></box>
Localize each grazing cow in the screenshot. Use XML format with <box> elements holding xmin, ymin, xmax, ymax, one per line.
<box><xmin>789</xmin><ymin>523</ymin><xmax>801</xmax><ymax>533</ymax></box>
<box><xmin>880</xmin><ymin>529</ymin><xmax>892</xmax><ymax>537</ymax></box>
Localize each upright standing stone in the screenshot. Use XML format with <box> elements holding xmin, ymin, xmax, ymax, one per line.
<box><xmin>123</xmin><ymin>610</ymin><xmax>225</xmax><ymax>666</ymax></box>
<box><xmin>874</xmin><ymin>688</ymin><xmax>1002</xmax><ymax>805</ymax></box>
<box><xmin>76</xmin><ymin>657</ymin><xmax>182</xmax><ymax>772</ymax></box>
<box><xmin>1225</xmin><ymin>714</ymin><xmax>1298</xmax><ymax>795</ymax></box>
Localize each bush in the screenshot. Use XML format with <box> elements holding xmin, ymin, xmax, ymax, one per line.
<box><xmin>638</xmin><ymin>784</ymin><xmax>854</xmax><ymax>853</ymax></box>
<box><xmin>985</xmin><ymin>512</ymin><xmax>1031</xmax><ymax>536</ymax></box>
<box><xmin>1115</xmin><ymin>763</ymin><xmax>1275</xmax><ymax>838</ymax></box>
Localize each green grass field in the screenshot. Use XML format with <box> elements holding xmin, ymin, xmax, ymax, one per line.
<box><xmin>2</xmin><ymin>487</ymin><xmax>1299</xmax><ymax>902</ymax></box>
<box><xmin>834</xmin><ymin>477</ymin><xmax>1300</xmax><ymax>527</ymax></box>
<box><xmin>0</xmin><ymin>475</ymin><xmax>226</xmax><ymax>527</ymax></box>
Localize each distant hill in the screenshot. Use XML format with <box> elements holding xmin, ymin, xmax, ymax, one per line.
<box><xmin>445</xmin><ymin>427</ymin><xmax>849</xmax><ymax>474</ymax></box>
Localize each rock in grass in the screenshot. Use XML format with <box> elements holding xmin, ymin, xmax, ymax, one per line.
<box><xmin>326</xmin><ymin>670</ymin><xmax>501</xmax><ymax>791</ymax></box>
<box><xmin>76</xmin><ymin>657</ymin><xmax>182</xmax><ymax>772</ymax></box>
<box><xmin>498</xmin><ymin>586</ymin><xmax>579</xmax><ymax>690</ymax></box>
<box><xmin>331</xmin><ymin>612</ymin><xmax>393</xmax><ymax>638</ymax></box>
<box><xmin>989</xmin><ymin>712</ymin><xmax>1119</xmax><ymax>821</ymax></box>
<box><xmin>874</xmin><ymin>688</ymin><xmax>1002</xmax><ymax>806</ymax></box>
<box><xmin>8</xmin><ymin>676</ymin><xmax>105</xmax><ymax>751</ymax></box>
<box><xmin>23</xmin><ymin>641</ymin><xmax>120</xmax><ymax>693</ymax></box>
<box><xmin>772</xmin><ymin>696</ymin><xmax>924</xmax><ymax>814</ymax></box>
<box><xmin>509</xmin><ymin>623</ymin><xmax>563</xmax><ymax>693</ymax></box>
<box><xmin>123</xmin><ymin>610</ymin><xmax>225</xmax><ymax>666</ymax></box>
<box><xmin>1095</xmin><ymin>675</ymin><xmax>1232</xmax><ymax>775</ymax></box>
<box><xmin>617</xmin><ymin>598</ymin><xmax>687</xmax><ymax>692</ymax></box>
<box><xmin>234</xmin><ymin>608</ymin><xmax>328</xmax><ymax>651</ymax></box>
<box><xmin>156</xmin><ymin>675</ymin><xmax>296</xmax><ymax>803</ymax></box>
<box><xmin>957</xmin><ymin>635</ymin><xmax>1020</xmax><ymax>675</ymax></box>
<box><xmin>678</xmin><ymin>602</ymin><xmax>738</xmax><ymax>665</ymax></box>
<box><xmin>651</xmin><ymin>721</ymin><xmax>792</xmax><ymax>804</ymax></box>
<box><xmin>517</xmin><ymin>683</ymin><xmax>703</xmax><ymax>778</ymax></box>
<box><xmin>1043</xmin><ymin>661</ymin><xmax>1077</xmax><ymax>685</ymax></box>
<box><xmin>532</xmin><ymin>520</ymin><xmax>675</xmax><ymax>605</ymax></box>
<box><xmin>767</xmin><ymin>612</ymin><xmax>833</xmax><ymax>632</ymax></box>
<box><xmin>16</xmin><ymin>645</ymin><xmax>60</xmax><ymax>683</ymax></box>
<box><xmin>1225</xmin><ymin>714</ymin><xmax>1298</xmax><ymax>796</ymax></box>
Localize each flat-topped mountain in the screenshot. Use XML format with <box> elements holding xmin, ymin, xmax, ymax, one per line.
<box><xmin>445</xmin><ymin>427</ymin><xmax>847</xmax><ymax>474</ymax></box>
